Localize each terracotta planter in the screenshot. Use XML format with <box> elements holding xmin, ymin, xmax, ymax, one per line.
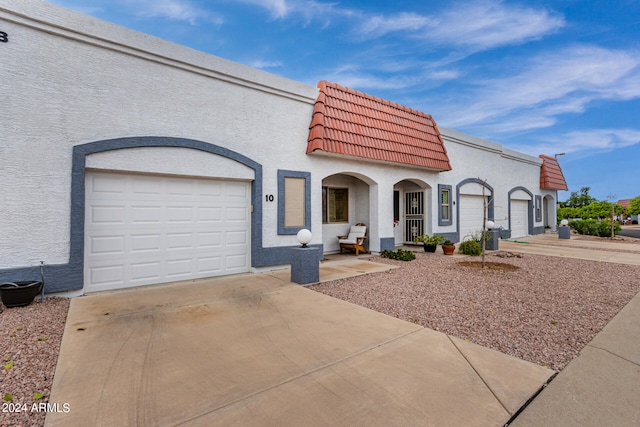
<box><xmin>0</xmin><ymin>281</ymin><xmax>43</xmax><ymax>308</ymax></box>
<box><xmin>442</xmin><ymin>244</ymin><xmax>456</xmax><ymax>255</ymax></box>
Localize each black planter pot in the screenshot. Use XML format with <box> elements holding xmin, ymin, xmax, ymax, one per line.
<box><xmin>0</xmin><ymin>281</ymin><xmax>43</xmax><ymax>308</ymax></box>
<box><xmin>423</xmin><ymin>244</ymin><xmax>437</xmax><ymax>253</ymax></box>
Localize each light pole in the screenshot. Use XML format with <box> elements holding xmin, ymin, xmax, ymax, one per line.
<box><xmin>553</xmin><ymin>153</ymin><xmax>566</xmax><ymax>231</ymax></box>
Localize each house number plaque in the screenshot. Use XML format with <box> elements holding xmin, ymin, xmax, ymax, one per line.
<box><xmin>0</xmin><ymin>31</ymin><xmax>8</xmax><ymax>43</ymax></box>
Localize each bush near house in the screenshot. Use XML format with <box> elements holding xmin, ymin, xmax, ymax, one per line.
<box><xmin>459</xmin><ymin>240</ymin><xmax>482</xmax><ymax>256</ymax></box>
<box><xmin>569</xmin><ymin>219</ymin><xmax>621</xmax><ymax>237</ymax></box>
<box><xmin>380</xmin><ymin>249</ymin><xmax>416</xmax><ymax>261</ymax></box>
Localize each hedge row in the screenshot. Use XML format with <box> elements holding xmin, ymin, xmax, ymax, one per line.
<box><xmin>568</xmin><ymin>219</ymin><xmax>621</xmax><ymax>237</ymax></box>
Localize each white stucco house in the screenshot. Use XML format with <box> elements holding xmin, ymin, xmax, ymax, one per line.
<box><xmin>1</xmin><ymin>0</ymin><xmax>568</xmax><ymax>294</ymax></box>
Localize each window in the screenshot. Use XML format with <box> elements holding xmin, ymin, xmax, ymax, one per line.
<box><xmin>535</xmin><ymin>195</ymin><xmax>542</xmax><ymax>222</ymax></box>
<box><xmin>322</xmin><ymin>187</ymin><xmax>348</xmax><ymax>223</ymax></box>
<box><xmin>284</xmin><ymin>177</ymin><xmax>305</xmax><ymax>227</ymax></box>
<box><xmin>438</xmin><ymin>185</ymin><xmax>453</xmax><ymax>226</ymax></box>
<box><xmin>278</xmin><ymin>170</ymin><xmax>310</xmax><ymax>234</ymax></box>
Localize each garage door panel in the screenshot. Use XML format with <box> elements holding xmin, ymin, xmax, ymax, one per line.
<box><xmin>166</xmin><ymin>233</ymin><xmax>193</xmax><ymax>250</ymax></box>
<box><xmin>459</xmin><ymin>195</ymin><xmax>487</xmax><ymax>241</ymax></box>
<box><xmin>199</xmin><ymin>207</ymin><xmax>222</xmax><ymax>222</ymax></box>
<box><xmin>85</xmin><ymin>172</ymin><xmax>251</xmax><ymax>292</ymax></box>
<box><xmin>226</xmin><ymin>181</ymin><xmax>249</xmax><ymax>197</ymax></box>
<box><xmin>90</xmin><ymin>236</ymin><xmax>125</xmax><ymax>255</ymax></box>
<box><xmin>90</xmin><ymin>265</ymin><xmax>125</xmax><ymax>286</ymax></box>
<box><xmin>510</xmin><ymin>200</ymin><xmax>529</xmax><ymax>238</ymax></box>
<box><xmin>91</xmin><ymin>205</ymin><xmax>126</xmax><ymax>224</ymax></box>
<box><xmin>226</xmin><ymin>230</ymin><xmax>248</xmax><ymax>246</ymax></box>
<box><xmin>130</xmin><ymin>234</ymin><xmax>162</xmax><ymax>252</ymax></box>
<box><xmin>198</xmin><ymin>232</ymin><xmax>221</xmax><ymax>248</ymax></box>
<box><xmin>132</xmin><ymin>206</ymin><xmax>162</xmax><ymax>223</ymax></box>
<box><xmin>198</xmin><ymin>257</ymin><xmax>222</xmax><ymax>274</ymax></box>
<box><xmin>227</xmin><ymin>254</ymin><xmax>250</xmax><ymax>270</ymax></box>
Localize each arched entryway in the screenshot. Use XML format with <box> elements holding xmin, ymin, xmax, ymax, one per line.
<box><xmin>321</xmin><ymin>172</ymin><xmax>375</xmax><ymax>253</ymax></box>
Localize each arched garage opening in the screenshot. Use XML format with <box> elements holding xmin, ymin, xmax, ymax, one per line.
<box><xmin>508</xmin><ymin>187</ymin><xmax>534</xmax><ymax>238</ymax></box>
<box><xmin>457</xmin><ymin>178</ymin><xmax>494</xmax><ymax>242</ymax></box>
<box><xmin>71</xmin><ymin>137</ymin><xmax>262</xmax><ymax>293</ymax></box>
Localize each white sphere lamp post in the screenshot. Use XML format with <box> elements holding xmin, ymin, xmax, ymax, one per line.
<box><xmin>296</xmin><ymin>229</ymin><xmax>312</xmax><ymax>248</ymax></box>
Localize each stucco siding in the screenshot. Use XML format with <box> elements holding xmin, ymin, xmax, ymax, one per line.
<box><xmin>2</xmin><ymin>0</ymin><xmax>317</xmax><ymax>271</ymax></box>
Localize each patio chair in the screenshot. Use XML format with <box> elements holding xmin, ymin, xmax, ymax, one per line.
<box><xmin>338</xmin><ymin>223</ymin><xmax>368</xmax><ymax>256</ymax></box>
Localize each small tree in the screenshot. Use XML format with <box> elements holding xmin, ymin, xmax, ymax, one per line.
<box><xmin>628</xmin><ymin>196</ymin><xmax>640</xmax><ymax>216</ymax></box>
<box><xmin>478</xmin><ymin>178</ymin><xmax>493</xmax><ymax>269</ymax></box>
<box><xmin>561</xmin><ymin>186</ymin><xmax>597</xmax><ymax>208</ymax></box>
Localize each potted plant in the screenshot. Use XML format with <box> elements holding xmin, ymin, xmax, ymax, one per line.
<box><xmin>414</xmin><ymin>234</ymin><xmax>445</xmax><ymax>252</ymax></box>
<box><xmin>442</xmin><ymin>239</ymin><xmax>456</xmax><ymax>255</ymax></box>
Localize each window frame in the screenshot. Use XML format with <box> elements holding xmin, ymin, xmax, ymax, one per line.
<box><xmin>322</xmin><ymin>186</ymin><xmax>349</xmax><ymax>224</ymax></box>
<box><xmin>535</xmin><ymin>195</ymin><xmax>542</xmax><ymax>222</ymax></box>
<box><xmin>438</xmin><ymin>184</ymin><xmax>453</xmax><ymax>226</ymax></box>
<box><xmin>277</xmin><ymin>170</ymin><xmax>311</xmax><ymax>235</ymax></box>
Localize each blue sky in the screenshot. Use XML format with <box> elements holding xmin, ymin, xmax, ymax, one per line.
<box><xmin>47</xmin><ymin>0</ymin><xmax>640</xmax><ymax>203</ymax></box>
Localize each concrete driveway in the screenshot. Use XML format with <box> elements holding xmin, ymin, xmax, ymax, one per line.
<box><xmin>46</xmin><ymin>259</ymin><xmax>552</xmax><ymax>426</ymax></box>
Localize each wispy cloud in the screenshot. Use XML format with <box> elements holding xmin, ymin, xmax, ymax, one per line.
<box><xmin>355</xmin><ymin>1</ymin><xmax>565</xmax><ymax>51</ymax></box>
<box><xmin>248</xmin><ymin>59</ymin><xmax>283</xmax><ymax>69</ymax></box>
<box><xmin>439</xmin><ymin>45</ymin><xmax>640</xmax><ymax>130</ymax></box>
<box><xmin>234</xmin><ymin>0</ymin><xmax>347</xmax><ymax>23</ymax></box>
<box><xmin>237</xmin><ymin>0</ymin><xmax>290</xmax><ymax>19</ymax></box>
<box><xmin>358</xmin><ymin>12</ymin><xmax>432</xmax><ymax>37</ymax></box>
<box><xmin>132</xmin><ymin>0</ymin><xmax>223</xmax><ymax>25</ymax></box>
<box><xmin>512</xmin><ymin>129</ymin><xmax>640</xmax><ymax>157</ymax></box>
<box><xmin>426</xmin><ymin>1</ymin><xmax>565</xmax><ymax>50</ymax></box>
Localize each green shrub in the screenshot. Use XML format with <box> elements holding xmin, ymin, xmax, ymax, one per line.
<box><xmin>568</xmin><ymin>219</ymin><xmax>621</xmax><ymax>237</ymax></box>
<box><xmin>380</xmin><ymin>249</ymin><xmax>416</xmax><ymax>261</ymax></box>
<box><xmin>458</xmin><ymin>239</ymin><xmax>482</xmax><ymax>256</ymax></box>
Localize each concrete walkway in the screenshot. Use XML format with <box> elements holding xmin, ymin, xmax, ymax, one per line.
<box><xmin>499</xmin><ymin>233</ymin><xmax>640</xmax><ymax>426</ymax></box>
<box><xmin>46</xmin><ymin>258</ymin><xmax>552</xmax><ymax>426</ymax></box>
<box><xmin>499</xmin><ymin>232</ymin><xmax>640</xmax><ymax>266</ymax></box>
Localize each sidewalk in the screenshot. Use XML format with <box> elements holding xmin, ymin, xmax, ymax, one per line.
<box><xmin>501</xmin><ymin>234</ymin><xmax>640</xmax><ymax>426</ymax></box>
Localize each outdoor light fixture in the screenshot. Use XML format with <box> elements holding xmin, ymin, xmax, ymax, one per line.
<box><xmin>486</xmin><ymin>220</ymin><xmax>495</xmax><ymax>230</ymax></box>
<box><xmin>560</xmin><ymin>219</ymin><xmax>569</xmax><ymax>226</ymax></box>
<box><xmin>296</xmin><ymin>229</ymin><xmax>312</xmax><ymax>248</ymax></box>
<box><xmin>554</xmin><ymin>153</ymin><xmax>566</xmax><ymax>158</ymax></box>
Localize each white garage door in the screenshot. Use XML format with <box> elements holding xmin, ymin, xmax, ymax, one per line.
<box><xmin>84</xmin><ymin>171</ymin><xmax>251</xmax><ymax>292</ymax></box>
<box><xmin>510</xmin><ymin>200</ymin><xmax>529</xmax><ymax>238</ymax></box>
<box><xmin>459</xmin><ymin>195</ymin><xmax>487</xmax><ymax>241</ymax></box>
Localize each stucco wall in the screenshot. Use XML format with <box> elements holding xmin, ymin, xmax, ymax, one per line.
<box><xmin>439</xmin><ymin>127</ymin><xmax>545</xmax><ymax>235</ymax></box>
<box><xmin>1</xmin><ymin>0</ymin><xmax>318</xmax><ymax>271</ymax></box>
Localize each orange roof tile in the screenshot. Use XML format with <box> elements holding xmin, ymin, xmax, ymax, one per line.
<box><xmin>618</xmin><ymin>199</ymin><xmax>630</xmax><ymax>209</ymax></box>
<box><xmin>307</xmin><ymin>81</ymin><xmax>452</xmax><ymax>171</ymax></box>
<box><xmin>539</xmin><ymin>155</ymin><xmax>568</xmax><ymax>190</ymax></box>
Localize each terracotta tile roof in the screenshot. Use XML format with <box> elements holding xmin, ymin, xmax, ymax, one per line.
<box><xmin>539</xmin><ymin>155</ymin><xmax>568</xmax><ymax>190</ymax></box>
<box><xmin>618</xmin><ymin>199</ymin><xmax>630</xmax><ymax>209</ymax></box>
<box><xmin>307</xmin><ymin>81</ymin><xmax>452</xmax><ymax>171</ymax></box>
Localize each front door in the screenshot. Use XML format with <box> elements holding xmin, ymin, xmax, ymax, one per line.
<box><xmin>404</xmin><ymin>191</ymin><xmax>425</xmax><ymax>243</ymax></box>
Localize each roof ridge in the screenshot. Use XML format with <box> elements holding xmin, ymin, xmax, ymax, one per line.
<box><xmin>320</xmin><ymin>80</ymin><xmax>434</xmax><ymax>120</ymax></box>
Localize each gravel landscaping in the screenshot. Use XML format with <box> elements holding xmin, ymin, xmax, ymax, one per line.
<box><xmin>1</xmin><ymin>298</ymin><xmax>69</xmax><ymax>427</ymax></box>
<box><xmin>310</xmin><ymin>247</ymin><xmax>640</xmax><ymax>372</ymax></box>
<box><xmin>1</xmin><ymin>235</ymin><xmax>639</xmax><ymax>426</ymax></box>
